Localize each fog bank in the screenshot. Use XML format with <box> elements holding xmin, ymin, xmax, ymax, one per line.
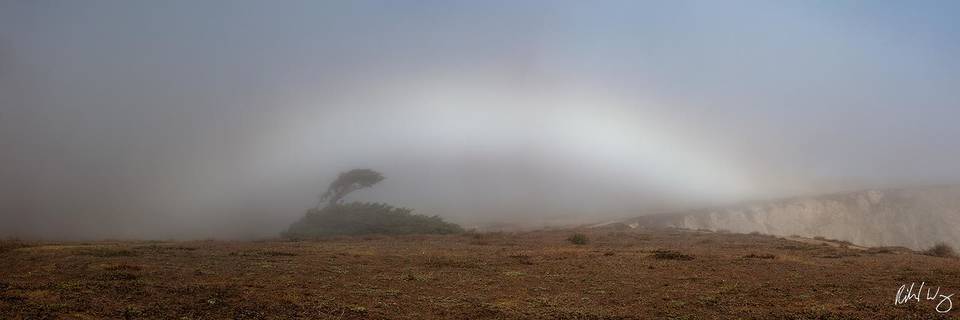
<box><xmin>2</xmin><ymin>1</ymin><xmax>959</xmax><ymax>239</ymax></box>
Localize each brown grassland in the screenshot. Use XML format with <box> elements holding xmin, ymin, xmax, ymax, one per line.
<box><xmin>1</xmin><ymin>228</ymin><xmax>958</xmax><ymax>319</ymax></box>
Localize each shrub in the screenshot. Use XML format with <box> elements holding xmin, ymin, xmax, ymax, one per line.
<box><xmin>80</xmin><ymin>247</ymin><xmax>138</xmax><ymax>257</ymax></box>
<box><xmin>866</xmin><ymin>247</ymin><xmax>895</xmax><ymax>254</ymax></box>
<box><xmin>777</xmin><ymin>244</ymin><xmax>811</xmax><ymax>250</ymax></box>
<box><xmin>923</xmin><ymin>243</ymin><xmax>957</xmax><ymax>258</ymax></box>
<box><xmin>652</xmin><ymin>250</ymin><xmax>694</xmax><ymax>260</ymax></box>
<box><xmin>566</xmin><ymin>233</ymin><xmax>589</xmax><ymax>245</ymax></box>
<box><xmin>0</xmin><ymin>239</ymin><xmax>31</xmax><ymax>253</ymax></box>
<box><xmin>425</xmin><ymin>256</ymin><xmax>481</xmax><ymax>269</ymax></box>
<box><xmin>283</xmin><ymin>202</ymin><xmax>463</xmax><ymax>238</ymax></box>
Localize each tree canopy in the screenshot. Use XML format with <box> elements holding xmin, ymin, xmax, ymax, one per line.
<box><xmin>318</xmin><ymin>169</ymin><xmax>384</xmax><ymax>208</ymax></box>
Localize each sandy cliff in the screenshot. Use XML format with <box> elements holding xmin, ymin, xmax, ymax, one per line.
<box><xmin>629</xmin><ymin>186</ymin><xmax>960</xmax><ymax>249</ymax></box>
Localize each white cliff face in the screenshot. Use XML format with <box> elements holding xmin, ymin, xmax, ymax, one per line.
<box><xmin>634</xmin><ymin>187</ymin><xmax>960</xmax><ymax>249</ymax></box>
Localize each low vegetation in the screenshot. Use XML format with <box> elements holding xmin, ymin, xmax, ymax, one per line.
<box><xmin>0</xmin><ymin>239</ymin><xmax>31</xmax><ymax>253</ymax></box>
<box><xmin>3</xmin><ymin>229</ymin><xmax>958</xmax><ymax>318</ymax></box>
<box><xmin>284</xmin><ymin>169</ymin><xmax>463</xmax><ymax>238</ymax></box>
<box><xmin>652</xmin><ymin>249</ymin><xmax>694</xmax><ymax>260</ymax></box>
<box><xmin>79</xmin><ymin>247</ymin><xmax>137</xmax><ymax>257</ymax></box>
<box><xmin>566</xmin><ymin>233</ymin><xmax>589</xmax><ymax>245</ymax></box>
<box><xmin>923</xmin><ymin>242</ymin><xmax>957</xmax><ymax>258</ymax></box>
<box><xmin>284</xmin><ymin>202</ymin><xmax>463</xmax><ymax>238</ymax></box>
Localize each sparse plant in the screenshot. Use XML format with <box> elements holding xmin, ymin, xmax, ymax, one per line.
<box><xmin>259</xmin><ymin>250</ymin><xmax>298</xmax><ymax>257</ymax></box>
<box><xmin>777</xmin><ymin>244</ymin><xmax>809</xmax><ymax>250</ymax></box>
<box><xmin>698</xmin><ymin>295</ymin><xmax>720</xmax><ymax>306</ymax></box>
<box><xmin>349</xmin><ymin>306</ymin><xmax>367</xmax><ymax>313</ymax></box>
<box><xmin>80</xmin><ymin>247</ymin><xmax>137</xmax><ymax>257</ymax></box>
<box><xmin>866</xmin><ymin>247</ymin><xmax>894</xmax><ymax>254</ymax></box>
<box><xmin>399</xmin><ymin>272</ymin><xmax>433</xmax><ymax>281</ymax></box>
<box><xmin>121</xmin><ymin>306</ymin><xmax>144</xmax><ymax>318</ymax></box>
<box><xmin>818</xmin><ymin>250</ymin><xmax>860</xmax><ymax>259</ymax></box>
<box><xmin>104</xmin><ymin>264</ymin><xmax>142</xmax><ymax>272</ymax></box>
<box><xmin>923</xmin><ymin>242</ymin><xmax>957</xmax><ymax>258</ymax></box>
<box><xmin>99</xmin><ymin>271</ymin><xmax>138</xmax><ymax>281</ymax></box>
<box><xmin>425</xmin><ymin>256</ymin><xmax>481</xmax><ymax>269</ymax></box>
<box><xmin>0</xmin><ymin>238</ymin><xmax>30</xmax><ymax>253</ymax></box>
<box><xmin>567</xmin><ymin>233</ymin><xmax>589</xmax><ymax>245</ymax></box>
<box><xmin>742</xmin><ymin>253</ymin><xmax>776</xmax><ymax>259</ymax></box>
<box><xmin>652</xmin><ymin>249</ymin><xmax>694</xmax><ymax>260</ymax></box>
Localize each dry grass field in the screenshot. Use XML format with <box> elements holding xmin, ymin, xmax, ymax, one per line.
<box><xmin>2</xmin><ymin>228</ymin><xmax>958</xmax><ymax>319</ymax></box>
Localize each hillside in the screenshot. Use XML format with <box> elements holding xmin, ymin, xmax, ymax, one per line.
<box><xmin>626</xmin><ymin>186</ymin><xmax>960</xmax><ymax>249</ymax></box>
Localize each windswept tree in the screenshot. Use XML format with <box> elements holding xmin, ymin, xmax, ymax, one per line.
<box><xmin>286</xmin><ymin>168</ymin><xmax>462</xmax><ymax>237</ymax></box>
<box><xmin>318</xmin><ymin>169</ymin><xmax>385</xmax><ymax>208</ymax></box>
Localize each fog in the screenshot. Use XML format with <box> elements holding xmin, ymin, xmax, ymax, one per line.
<box><xmin>2</xmin><ymin>1</ymin><xmax>959</xmax><ymax>240</ymax></box>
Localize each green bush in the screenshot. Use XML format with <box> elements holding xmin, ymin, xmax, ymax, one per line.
<box><xmin>567</xmin><ymin>233</ymin><xmax>589</xmax><ymax>245</ymax></box>
<box><xmin>283</xmin><ymin>202</ymin><xmax>463</xmax><ymax>238</ymax></box>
